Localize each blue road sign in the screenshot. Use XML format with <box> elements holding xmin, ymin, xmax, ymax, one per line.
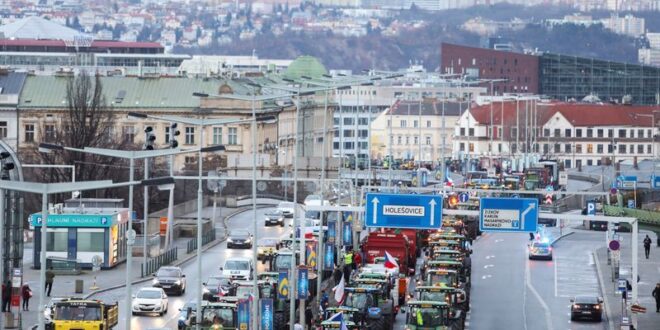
<box><xmin>458</xmin><ymin>193</ymin><xmax>469</xmax><ymax>203</ymax></box>
<box><xmin>586</xmin><ymin>201</ymin><xmax>596</xmax><ymax>216</ymax></box>
<box><xmin>652</xmin><ymin>175</ymin><xmax>660</xmax><ymax>189</ymax></box>
<box><xmin>479</xmin><ymin>197</ymin><xmax>538</xmax><ymax>232</ymax></box>
<box><xmin>627</xmin><ymin>199</ymin><xmax>635</xmax><ymax>209</ymax></box>
<box><xmin>617</xmin><ymin>175</ymin><xmax>638</xmax><ymax>190</ymax></box>
<box><xmin>365</xmin><ymin>193</ymin><xmax>443</xmax><ymax>229</ymax></box>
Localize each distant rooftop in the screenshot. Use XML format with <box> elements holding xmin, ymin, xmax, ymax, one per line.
<box><xmin>0</xmin><ymin>16</ymin><xmax>90</xmax><ymax>41</ymax></box>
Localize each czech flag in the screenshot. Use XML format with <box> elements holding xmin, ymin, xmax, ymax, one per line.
<box><xmin>384</xmin><ymin>251</ymin><xmax>399</xmax><ymax>269</ymax></box>
<box><xmin>327</xmin><ymin>311</ymin><xmax>349</xmax><ymax>330</ymax></box>
<box><xmin>332</xmin><ymin>276</ymin><xmax>346</xmax><ymax>305</ymax></box>
<box><xmin>445</xmin><ymin>167</ymin><xmax>454</xmax><ymax>187</ymax></box>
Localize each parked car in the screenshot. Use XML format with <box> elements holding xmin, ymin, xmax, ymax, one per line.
<box><xmin>570</xmin><ymin>296</ymin><xmax>603</xmax><ymax>322</ymax></box>
<box><xmin>132</xmin><ymin>287</ymin><xmax>169</xmax><ymax>316</ymax></box>
<box><xmin>264</xmin><ymin>210</ymin><xmax>285</xmax><ymax>227</ymax></box>
<box><xmin>227</xmin><ymin>229</ymin><xmax>253</xmax><ymax>249</ymax></box>
<box><xmin>152</xmin><ymin>266</ymin><xmax>186</xmax><ymax>295</ymax></box>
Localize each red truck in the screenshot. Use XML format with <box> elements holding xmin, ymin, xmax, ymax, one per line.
<box><xmin>361</xmin><ymin>232</ymin><xmax>415</xmax><ymax>275</ymax></box>
<box><xmin>383</xmin><ymin>229</ymin><xmax>422</xmax><ymax>258</ymax></box>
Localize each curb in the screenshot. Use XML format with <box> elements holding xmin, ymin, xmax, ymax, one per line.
<box><xmin>550</xmin><ymin>230</ymin><xmax>575</xmax><ymax>246</ymax></box>
<box><xmin>84</xmin><ymin>205</ymin><xmax>271</xmax><ymax>299</ymax></box>
<box><xmin>593</xmin><ymin>248</ymin><xmax>615</xmax><ymax>330</ymax></box>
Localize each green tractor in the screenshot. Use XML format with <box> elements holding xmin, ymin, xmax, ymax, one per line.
<box><xmin>321</xmin><ymin>306</ymin><xmax>361</xmax><ymax>324</ymax></box>
<box><xmin>422</xmin><ymin>260</ymin><xmax>471</xmax><ymax>283</ymax></box>
<box><xmin>181</xmin><ymin>301</ymin><xmax>238</xmax><ymax>329</ymax></box>
<box><xmin>414</xmin><ymin>285</ymin><xmax>469</xmax><ymax>313</ymax></box>
<box><xmin>421</xmin><ymin>269</ymin><xmax>470</xmax><ymax>296</ymax></box>
<box><xmin>342</xmin><ymin>287</ymin><xmax>395</xmax><ymax>330</ymax></box>
<box><xmin>405</xmin><ymin>300</ymin><xmax>464</xmax><ymax>330</ymax></box>
<box><xmin>256</xmin><ymin>274</ymin><xmax>291</xmax><ymax>329</ymax></box>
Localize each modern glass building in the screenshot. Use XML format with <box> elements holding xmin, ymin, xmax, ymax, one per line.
<box><xmin>539</xmin><ymin>53</ymin><xmax>660</xmax><ymax>105</ymax></box>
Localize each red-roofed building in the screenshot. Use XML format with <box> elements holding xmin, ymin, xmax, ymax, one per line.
<box><xmin>454</xmin><ymin>99</ymin><xmax>659</xmax><ymax>168</ymax></box>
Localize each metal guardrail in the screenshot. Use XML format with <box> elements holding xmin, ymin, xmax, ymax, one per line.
<box><xmin>186</xmin><ymin>229</ymin><xmax>217</xmax><ymax>254</ymax></box>
<box><xmin>140</xmin><ymin>247</ymin><xmax>178</xmax><ymax>277</ymax></box>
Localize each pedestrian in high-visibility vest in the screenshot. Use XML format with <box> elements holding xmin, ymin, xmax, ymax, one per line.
<box><xmin>343</xmin><ymin>250</ymin><xmax>353</xmax><ymax>282</ymax></box>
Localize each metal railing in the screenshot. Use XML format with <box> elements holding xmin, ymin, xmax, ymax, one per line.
<box><xmin>141</xmin><ymin>247</ymin><xmax>178</xmax><ymax>277</ymax></box>
<box><xmin>186</xmin><ymin>229</ymin><xmax>217</xmax><ymax>254</ymax></box>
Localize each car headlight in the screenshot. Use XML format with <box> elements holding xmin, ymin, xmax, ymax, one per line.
<box><xmin>175</xmin><ymin>280</ymin><xmax>181</xmax><ymax>285</ymax></box>
<box><xmin>153</xmin><ymin>278</ymin><xmax>159</xmax><ymax>285</ymax></box>
<box><xmin>245</xmin><ymin>238</ymin><xmax>252</xmax><ymax>243</ymax></box>
<box><xmin>227</xmin><ymin>238</ymin><xmax>234</xmax><ymax>243</ymax></box>
<box><xmin>203</xmin><ymin>287</ymin><xmax>210</xmax><ymax>294</ymax></box>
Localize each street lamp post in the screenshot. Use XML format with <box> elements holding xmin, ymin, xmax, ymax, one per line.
<box><xmin>0</xmin><ymin>179</ymin><xmax>139</xmax><ymax>330</ymax></box>
<box><xmin>129</xmin><ymin>111</ymin><xmax>246</xmax><ymax>329</ymax></box>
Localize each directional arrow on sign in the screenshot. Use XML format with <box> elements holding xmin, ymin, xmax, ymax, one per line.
<box><xmin>429</xmin><ymin>199</ymin><xmax>437</xmax><ymax>226</ymax></box>
<box><xmin>371</xmin><ymin>197</ymin><xmax>379</xmax><ymax>224</ymax></box>
<box><xmin>521</xmin><ymin>203</ymin><xmax>535</xmax><ymax>231</ymax></box>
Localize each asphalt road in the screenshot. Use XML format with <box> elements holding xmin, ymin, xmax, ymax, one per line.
<box><xmin>470</xmin><ymin>229</ymin><xmax>608</xmax><ymax>330</ymax></box>
<box><xmin>93</xmin><ymin>206</ymin><xmax>293</xmax><ymax>329</ymax></box>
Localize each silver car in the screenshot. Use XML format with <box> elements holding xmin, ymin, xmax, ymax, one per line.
<box><xmin>528</xmin><ymin>242</ymin><xmax>553</xmax><ymax>260</ymax></box>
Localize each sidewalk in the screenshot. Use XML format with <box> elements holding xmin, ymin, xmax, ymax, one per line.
<box><xmin>594</xmin><ymin>229</ymin><xmax>660</xmax><ymax>329</ymax></box>
<box><xmin>13</xmin><ymin>204</ymin><xmax>241</xmax><ymax>329</ymax></box>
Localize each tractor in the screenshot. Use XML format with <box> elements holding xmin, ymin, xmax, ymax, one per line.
<box><xmin>405</xmin><ymin>300</ymin><xmax>464</xmax><ymax>330</ymax></box>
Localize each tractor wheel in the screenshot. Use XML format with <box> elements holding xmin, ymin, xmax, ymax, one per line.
<box><xmin>274</xmin><ymin>311</ymin><xmax>287</xmax><ymax>330</ymax></box>
<box><xmin>367</xmin><ymin>316</ymin><xmax>386</xmax><ymax>330</ymax></box>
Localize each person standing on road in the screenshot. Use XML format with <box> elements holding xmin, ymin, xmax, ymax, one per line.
<box><xmin>353</xmin><ymin>250</ymin><xmax>362</xmax><ymax>268</ymax></box>
<box><xmin>644</xmin><ymin>235</ymin><xmax>652</xmax><ymax>259</ymax></box>
<box><xmin>21</xmin><ymin>283</ymin><xmax>32</xmax><ymax>311</ymax></box>
<box><xmin>343</xmin><ymin>250</ymin><xmax>353</xmax><ymax>282</ymax></box>
<box><xmin>1</xmin><ymin>281</ymin><xmax>10</xmax><ymax>312</ymax></box>
<box><xmin>45</xmin><ymin>266</ymin><xmax>55</xmax><ymax>297</ymax></box>
<box><xmin>652</xmin><ymin>282</ymin><xmax>660</xmax><ymax>312</ymax></box>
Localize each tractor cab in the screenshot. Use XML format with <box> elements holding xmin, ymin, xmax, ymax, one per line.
<box><xmin>414</xmin><ymin>286</ymin><xmax>468</xmax><ymax>310</ymax></box>
<box><xmin>182</xmin><ymin>301</ymin><xmax>237</xmax><ymax>329</ymax></box>
<box><xmin>405</xmin><ymin>300</ymin><xmax>463</xmax><ymax>330</ymax></box>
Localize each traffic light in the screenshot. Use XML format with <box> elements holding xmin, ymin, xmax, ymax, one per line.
<box><xmin>448</xmin><ymin>195</ymin><xmax>459</xmax><ymax>208</ymax></box>
<box><xmin>169</xmin><ymin>123</ymin><xmax>180</xmax><ymax>149</ymax></box>
<box><xmin>144</xmin><ymin>126</ymin><xmax>156</xmax><ymax>150</ymax></box>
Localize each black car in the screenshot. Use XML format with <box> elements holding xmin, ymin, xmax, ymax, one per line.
<box><xmin>264</xmin><ymin>210</ymin><xmax>285</xmax><ymax>227</ymax></box>
<box><xmin>227</xmin><ymin>229</ymin><xmax>253</xmax><ymax>249</ymax></box>
<box><xmin>152</xmin><ymin>266</ymin><xmax>186</xmax><ymax>295</ymax></box>
<box><xmin>202</xmin><ymin>276</ymin><xmax>236</xmax><ymax>302</ymax></box>
<box><xmin>570</xmin><ymin>296</ymin><xmax>603</xmax><ymax>322</ymax></box>
<box><xmin>177</xmin><ymin>301</ymin><xmax>196</xmax><ymax>330</ymax></box>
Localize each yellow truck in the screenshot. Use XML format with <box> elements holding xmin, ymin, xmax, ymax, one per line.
<box><xmin>51</xmin><ymin>298</ymin><xmax>118</xmax><ymax>330</ymax></box>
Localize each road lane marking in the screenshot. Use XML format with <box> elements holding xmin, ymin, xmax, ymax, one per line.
<box><xmin>481</xmin><ymin>275</ymin><xmax>492</xmax><ymax>279</ymax></box>
<box><xmin>484</xmin><ymin>264</ymin><xmax>494</xmax><ymax>269</ymax></box>
<box><xmin>485</xmin><ymin>255</ymin><xmax>495</xmax><ymax>259</ymax></box>
<box><xmin>554</xmin><ymin>258</ymin><xmax>558</xmax><ymax>297</ymax></box>
<box><xmin>525</xmin><ymin>258</ymin><xmax>553</xmax><ymax>330</ymax></box>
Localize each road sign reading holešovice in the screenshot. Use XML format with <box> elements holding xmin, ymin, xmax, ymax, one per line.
<box><xmin>479</xmin><ymin>197</ymin><xmax>538</xmax><ymax>232</ymax></box>
<box><xmin>365</xmin><ymin>193</ymin><xmax>442</xmax><ymax>229</ymax></box>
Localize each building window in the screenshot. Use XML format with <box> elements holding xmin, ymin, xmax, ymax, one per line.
<box><xmin>629</xmin><ymin>145</ymin><xmax>635</xmax><ymax>153</ymax></box>
<box><xmin>597</xmin><ymin>129</ymin><xmax>604</xmax><ymax>138</ymax></box>
<box><xmin>498</xmin><ymin>127</ymin><xmax>502</xmax><ymax>137</ymax></box>
<box><xmin>608</xmin><ymin>129</ymin><xmax>614</xmax><ymax>138</ymax></box>
<box><xmin>468</xmin><ymin>128</ymin><xmax>474</xmax><ymax>136</ymax></box>
<box><xmin>576</xmin><ymin>129</ymin><xmax>582</xmax><ymax>138</ymax></box>
<box><xmin>543</xmin><ymin>129</ymin><xmax>550</xmax><ymax>137</ymax></box>
<box><xmin>426</xmin><ymin>136</ymin><xmax>431</xmax><ymax>145</ymax></box>
<box><xmin>122</xmin><ymin>126</ymin><xmax>135</xmax><ymax>143</ymax></box>
<box><xmin>469</xmin><ymin>143</ymin><xmax>474</xmax><ymax>152</ymax></box>
<box><xmin>44</xmin><ymin>124</ymin><xmax>55</xmax><ymax>142</ymax></box>
<box><xmin>638</xmin><ymin>129</ymin><xmax>644</xmax><ymax>138</ymax></box>
<box><xmin>343</xmin><ymin>142</ymin><xmax>353</xmax><ymax>150</ymax></box>
<box><xmin>184</xmin><ymin>156</ymin><xmax>196</xmax><ymax>164</ymax></box>
<box><xmin>587</xmin><ymin>159</ymin><xmax>593</xmax><ymax>166</ymax></box>
<box><xmin>165</xmin><ymin>126</ymin><xmax>170</xmax><ymax>143</ymax></box>
<box><xmin>587</xmin><ymin>129</ymin><xmax>593</xmax><ymax>138</ymax></box>
<box><xmin>0</xmin><ymin>121</ymin><xmax>6</xmax><ymax>138</ymax></box>
<box><xmin>405</xmin><ymin>137</ymin><xmax>409</xmax><ymax>145</ymax></box>
<box><xmin>413</xmin><ymin>136</ymin><xmax>419</xmax><ymax>145</ymax></box>
<box><xmin>597</xmin><ymin>144</ymin><xmax>603</xmax><ymax>153</ymax></box>
<box><xmin>77</xmin><ymin>229</ymin><xmax>104</xmax><ymax>252</ymax></box>
<box><xmin>185</xmin><ymin>127</ymin><xmax>195</xmax><ymax>145</ymax></box>
<box><xmin>498</xmin><ymin>143</ymin><xmax>502</xmax><ymax>152</ymax></box>
<box><xmin>343</xmin><ymin>131</ymin><xmax>354</xmax><ymax>138</ymax></box>
<box><xmin>460</xmin><ymin>128</ymin><xmax>465</xmax><ymax>136</ymax></box>
<box><xmin>543</xmin><ymin>144</ymin><xmax>549</xmax><ymax>154</ymax></box>
<box><xmin>619</xmin><ymin>144</ymin><xmax>626</xmax><ymax>154</ymax></box>
<box><xmin>565</xmin><ymin>129</ymin><xmax>571</xmax><ymax>137</ymax></box>
<box><xmin>358</xmin><ymin>118</ymin><xmax>368</xmax><ymax>126</ymax></box>
<box><xmin>511</xmin><ymin>128</ymin><xmax>517</xmax><ymax>138</ymax></box>
<box><xmin>334</xmin><ymin>130</ymin><xmax>339</xmax><ymax>137</ymax></box>
<box><xmin>386</xmin><ymin>120</ymin><xmax>390</xmax><ymax>128</ymax></box>
<box><xmin>587</xmin><ymin>144</ymin><xmax>593</xmax><ymax>153</ymax></box>
<box><xmin>334</xmin><ymin>118</ymin><xmax>340</xmax><ymax>126</ymax></box>
<box><xmin>554</xmin><ymin>144</ymin><xmax>560</xmax><ymax>153</ymax></box>
<box><xmin>426</xmin><ymin>121</ymin><xmax>431</xmax><ymax>128</ymax></box>
<box><xmin>413</xmin><ymin>120</ymin><xmax>418</xmax><ymax>128</ymax></box>
<box><xmin>397</xmin><ymin>136</ymin><xmax>402</xmax><ymax>145</ymax></box>
<box><xmin>228</xmin><ymin>128</ymin><xmax>238</xmax><ymax>145</ymax></box>
<box><xmin>459</xmin><ymin>143</ymin><xmax>465</xmax><ymax>152</ymax></box>
<box><xmin>647</xmin><ymin>129</ymin><xmax>652</xmax><ymax>138</ymax></box>
<box><xmin>343</xmin><ymin>118</ymin><xmax>353</xmax><ymax>125</ymax></box>
<box><xmin>648</xmin><ymin>144</ymin><xmax>652</xmax><ymax>154</ymax></box>
<box><xmin>46</xmin><ymin>229</ymin><xmax>67</xmax><ymax>252</ymax></box>
<box><xmin>213</xmin><ymin>127</ymin><xmax>222</xmax><ymax>145</ymax></box>
<box><xmin>630</xmin><ymin>130</ymin><xmax>635</xmax><ymax>138</ymax></box>
<box><xmin>576</xmin><ymin>144</ymin><xmax>582</xmax><ymax>154</ymax></box>
<box><xmin>638</xmin><ymin>144</ymin><xmax>644</xmax><ymax>154</ymax></box>
<box><xmin>359</xmin><ymin>130</ymin><xmax>368</xmax><ymax>138</ymax></box>
<box><xmin>25</xmin><ymin>124</ymin><xmax>34</xmax><ymax>142</ymax></box>
<box><xmin>333</xmin><ymin>142</ymin><xmax>340</xmax><ymax>150</ymax></box>
<box><xmin>565</xmin><ymin>144</ymin><xmax>572</xmax><ymax>153</ymax></box>
<box><xmin>554</xmin><ymin>129</ymin><xmax>560</xmax><ymax>137</ymax></box>
<box><xmin>400</xmin><ymin>120</ymin><xmax>407</xmax><ymax>128</ymax></box>
<box><xmin>608</xmin><ymin>144</ymin><xmax>614</xmax><ymax>153</ymax></box>
<box><xmin>618</xmin><ymin>129</ymin><xmax>626</xmax><ymax>138</ymax></box>
<box><xmin>512</xmin><ymin>144</ymin><xmax>517</xmax><ymax>153</ymax></box>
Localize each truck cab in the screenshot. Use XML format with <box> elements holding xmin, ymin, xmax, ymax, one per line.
<box><xmin>51</xmin><ymin>299</ymin><xmax>118</xmax><ymax>330</ymax></box>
